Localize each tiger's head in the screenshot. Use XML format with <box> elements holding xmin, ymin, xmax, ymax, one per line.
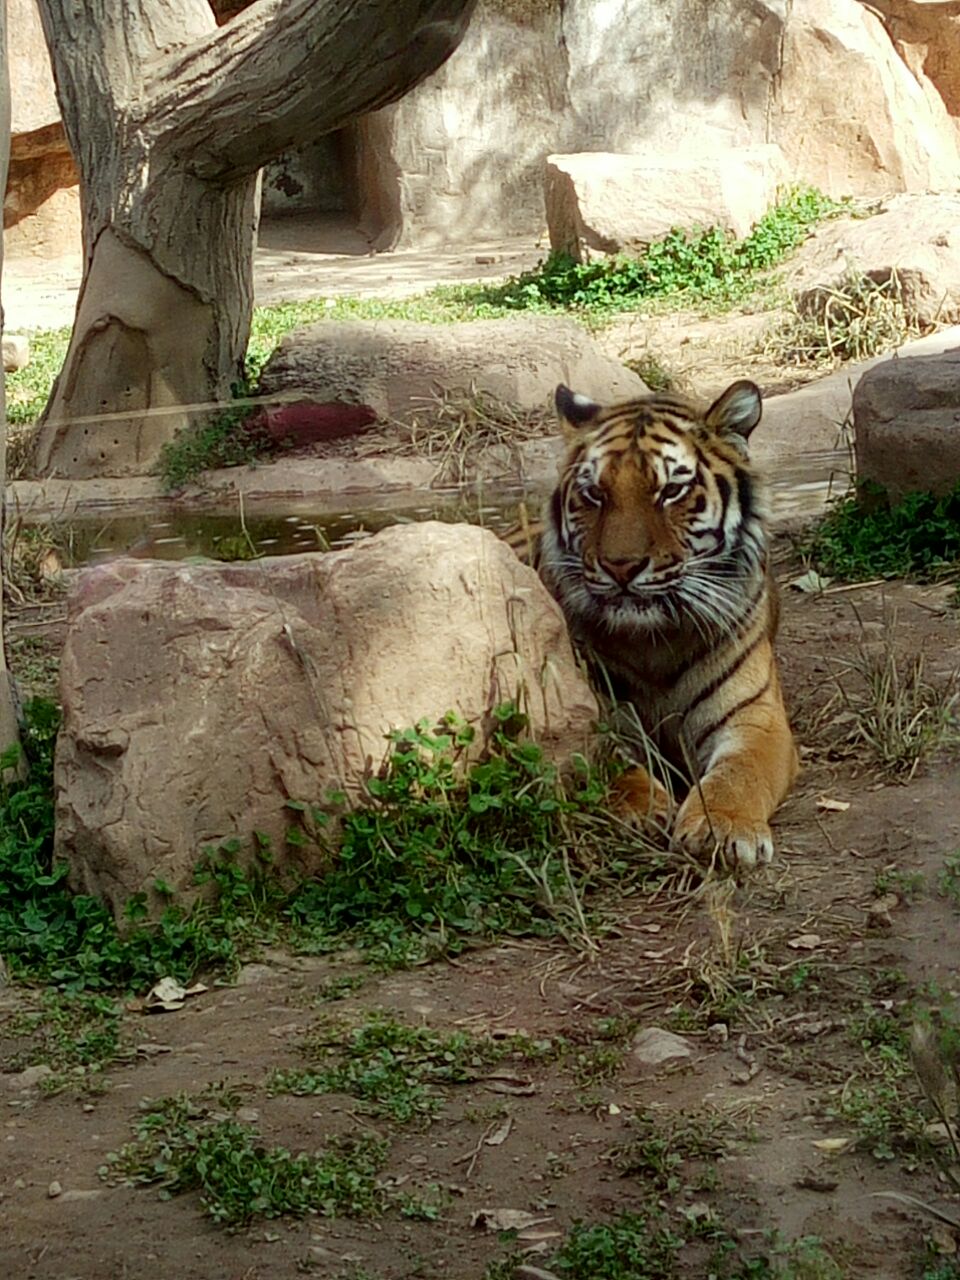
<box><xmin>539</xmin><ymin>380</ymin><xmax>768</xmax><ymax>640</ymax></box>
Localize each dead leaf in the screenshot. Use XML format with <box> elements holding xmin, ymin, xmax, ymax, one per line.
<box><xmin>482</xmin><ymin>1071</ymin><xmax>536</xmax><ymax>1096</ymax></box>
<box><xmin>789</xmin><ymin>569</ymin><xmax>832</xmax><ymax>593</ymax></box>
<box><xmin>812</xmin><ymin>1137</ymin><xmax>854</xmax><ymax>1155</ymax></box>
<box><xmin>816</xmin><ymin>796</ymin><xmax>850</xmax><ymax>812</ymax></box>
<box><xmin>787</xmin><ymin>934</ymin><xmax>822</xmax><ymax>951</ymax></box>
<box><xmin>484</xmin><ymin>1118</ymin><xmax>513</xmax><ymax>1147</ymax></box>
<box><xmin>144</xmin><ymin>977</ymin><xmax>208</xmax><ymax>1012</ymax></box>
<box><xmin>472</xmin><ymin>1209</ymin><xmax>554</xmax><ymax>1233</ymax></box>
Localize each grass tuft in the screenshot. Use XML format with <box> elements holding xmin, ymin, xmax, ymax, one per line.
<box><xmin>765</xmin><ymin>270</ymin><xmax>919</xmax><ymax>367</ymax></box>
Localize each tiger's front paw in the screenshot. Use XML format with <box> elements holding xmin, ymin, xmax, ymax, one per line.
<box><xmin>610</xmin><ymin>766</ymin><xmax>672</xmax><ymax>837</ymax></box>
<box><xmin>673</xmin><ymin>797</ymin><xmax>774</xmax><ymax>870</ymax></box>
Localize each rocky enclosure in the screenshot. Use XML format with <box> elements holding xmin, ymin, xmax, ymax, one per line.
<box><xmin>56</xmin><ymin>523</ymin><xmax>597</xmax><ymax>915</ymax></box>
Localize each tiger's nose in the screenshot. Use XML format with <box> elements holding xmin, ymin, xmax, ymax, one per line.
<box><xmin>598</xmin><ymin>556</ymin><xmax>649</xmax><ymax>586</ymax></box>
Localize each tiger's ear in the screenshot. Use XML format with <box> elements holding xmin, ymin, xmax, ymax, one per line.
<box><xmin>705</xmin><ymin>380</ymin><xmax>762</xmax><ymax>440</ymax></box>
<box><xmin>555</xmin><ymin>384</ymin><xmax>602</xmax><ymax>432</ymax></box>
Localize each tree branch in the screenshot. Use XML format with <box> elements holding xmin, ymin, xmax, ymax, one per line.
<box><xmin>143</xmin><ymin>0</ymin><xmax>479</xmax><ymax>183</ymax></box>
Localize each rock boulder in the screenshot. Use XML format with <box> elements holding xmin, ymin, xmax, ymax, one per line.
<box><xmin>853</xmin><ymin>348</ymin><xmax>960</xmax><ymax>503</ymax></box>
<box><xmin>56</xmin><ymin>523</ymin><xmax>599</xmax><ymax>916</ymax></box>
<box><xmin>789</xmin><ymin>194</ymin><xmax>960</xmax><ymax>329</ymax></box>
<box><xmin>255</xmin><ymin>316</ymin><xmax>645</xmax><ymax>421</ymax></box>
<box><xmin>545</xmin><ymin>146</ymin><xmax>789</xmax><ymax>260</ymax></box>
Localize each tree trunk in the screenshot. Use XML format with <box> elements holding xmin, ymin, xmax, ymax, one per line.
<box><xmin>1</xmin><ymin>0</ymin><xmax>25</xmax><ymax>763</ymax></box>
<box><xmin>30</xmin><ymin>0</ymin><xmax>478</xmax><ymax>479</ymax></box>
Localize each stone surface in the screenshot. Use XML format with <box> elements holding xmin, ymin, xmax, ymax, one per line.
<box><xmin>631</xmin><ymin>1026</ymin><xmax>694</xmax><ymax>1069</ymax></box>
<box><xmin>57</xmin><ymin>523</ymin><xmax>599</xmax><ymax>915</ymax></box>
<box><xmin>545</xmin><ymin>146</ymin><xmax>789</xmax><ymax>260</ymax></box>
<box><xmin>2</xmin><ymin>335</ymin><xmax>30</xmax><ymax>373</ymax></box>
<box><xmin>789</xmin><ymin>194</ymin><xmax>960</xmax><ymax>329</ymax></box>
<box><xmin>12</xmin><ymin>0</ymin><xmax>960</xmax><ymax>257</ymax></box>
<box><xmin>853</xmin><ymin>348</ymin><xmax>960</xmax><ymax>503</ymax></box>
<box><xmin>256</xmin><ymin>316</ymin><xmax>645</xmax><ymax>420</ymax></box>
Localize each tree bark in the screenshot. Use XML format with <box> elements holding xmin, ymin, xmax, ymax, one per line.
<box><xmin>1</xmin><ymin>0</ymin><xmax>25</xmax><ymax>763</ymax></box>
<box><xmin>30</xmin><ymin>0</ymin><xmax>478</xmax><ymax>479</ymax></box>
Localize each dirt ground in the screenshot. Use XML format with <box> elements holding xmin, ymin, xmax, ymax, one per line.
<box><xmin>1</xmin><ymin>557</ymin><xmax>958</xmax><ymax>1280</ymax></box>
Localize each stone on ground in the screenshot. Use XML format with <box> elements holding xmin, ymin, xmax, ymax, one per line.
<box><xmin>255</xmin><ymin>316</ymin><xmax>645</xmax><ymax>421</ymax></box>
<box><xmin>2</xmin><ymin>334</ymin><xmax>30</xmax><ymax>373</ymax></box>
<box><xmin>631</xmin><ymin>1026</ymin><xmax>695</xmax><ymax>1069</ymax></box>
<box><xmin>853</xmin><ymin>347</ymin><xmax>960</xmax><ymax>503</ymax></box>
<box><xmin>544</xmin><ymin>146</ymin><xmax>788</xmax><ymax>260</ymax></box>
<box><xmin>56</xmin><ymin>523</ymin><xmax>599</xmax><ymax>916</ymax></box>
<box><xmin>789</xmin><ymin>194</ymin><xmax>960</xmax><ymax>329</ymax></box>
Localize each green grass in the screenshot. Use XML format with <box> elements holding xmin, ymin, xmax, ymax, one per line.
<box><xmin>102</xmin><ymin>1092</ymin><xmax>387</xmax><ymax>1226</ymax></box>
<box><xmin>805</xmin><ymin>481</ymin><xmax>960</xmax><ymax>582</ymax></box>
<box><xmin>3</xmin><ymin>326</ymin><xmax>71</xmax><ymax>427</ymax></box>
<box><xmin>269</xmin><ymin>1010</ymin><xmax>553</xmax><ymax>1124</ymax></box>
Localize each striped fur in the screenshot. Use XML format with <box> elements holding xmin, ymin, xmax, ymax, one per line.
<box><xmin>537</xmin><ymin>380</ymin><xmax>798</xmax><ymax>868</ymax></box>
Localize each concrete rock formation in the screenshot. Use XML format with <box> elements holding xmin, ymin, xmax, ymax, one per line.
<box><xmin>256</xmin><ymin>316</ymin><xmax>645</xmax><ymax>421</ymax></box>
<box><xmin>11</xmin><ymin>0</ymin><xmax>960</xmax><ymax>255</ymax></box>
<box><xmin>790</xmin><ymin>194</ymin><xmax>960</xmax><ymax>329</ymax></box>
<box><xmin>853</xmin><ymin>348</ymin><xmax>960</xmax><ymax>503</ymax></box>
<box><xmin>56</xmin><ymin>523</ymin><xmax>599</xmax><ymax>916</ymax></box>
<box><xmin>545</xmin><ymin>146</ymin><xmax>789</xmax><ymax>261</ymax></box>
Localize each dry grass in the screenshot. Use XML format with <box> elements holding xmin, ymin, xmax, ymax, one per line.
<box><xmin>820</xmin><ymin>627</ymin><xmax>959</xmax><ymax>778</ymax></box>
<box><xmin>763</xmin><ymin>270</ymin><xmax>922</xmax><ymax>368</ymax></box>
<box><xmin>393</xmin><ymin>385</ymin><xmax>554</xmax><ymax>485</ymax></box>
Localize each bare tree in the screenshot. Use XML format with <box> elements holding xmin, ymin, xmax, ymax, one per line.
<box><xmin>29</xmin><ymin>0</ymin><xmax>478</xmax><ymax>479</ymax></box>
<box><xmin>1</xmin><ymin>0</ymin><xmax>24</xmax><ymax>761</ymax></box>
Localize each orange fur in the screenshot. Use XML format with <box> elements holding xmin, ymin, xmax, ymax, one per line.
<box><xmin>538</xmin><ymin>380</ymin><xmax>798</xmax><ymax>869</ymax></box>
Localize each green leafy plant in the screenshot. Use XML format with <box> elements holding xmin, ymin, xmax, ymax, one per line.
<box><xmin>286</xmin><ymin>705</ymin><xmax>659</xmax><ymax>968</ymax></box>
<box><xmin>0</xmin><ymin>700</ymin><xmax>288</xmax><ymax>991</ymax></box>
<box><xmin>805</xmin><ymin>481</ymin><xmax>960</xmax><ymax>582</ymax></box>
<box><xmin>269</xmin><ymin>1010</ymin><xmax>551</xmax><ymax>1123</ymax></box>
<box><xmin>456</xmin><ymin>187</ymin><xmax>846</xmax><ymax>316</ymax></box>
<box><xmin>102</xmin><ymin>1092</ymin><xmax>387</xmax><ymax>1225</ymax></box>
<box><xmin>158</xmin><ymin>397</ymin><xmax>261</xmax><ymax>490</ymax></box>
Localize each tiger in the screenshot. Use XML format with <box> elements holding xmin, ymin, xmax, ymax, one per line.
<box><xmin>533</xmin><ymin>379</ymin><xmax>798</xmax><ymax>869</ymax></box>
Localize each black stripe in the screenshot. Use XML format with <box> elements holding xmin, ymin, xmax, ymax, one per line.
<box><xmin>550</xmin><ymin>486</ymin><xmax>564</xmax><ymax>542</ymax></box>
<box><xmin>736</xmin><ymin>469</ymin><xmax>755</xmax><ymax>521</ymax></box>
<box><xmin>685</xmin><ymin>629</ymin><xmax>764</xmax><ymax>717</ymax></box>
<box><xmin>715</xmin><ymin>473</ymin><xmax>732</xmax><ymax>511</ymax></box>
<box><xmin>693</xmin><ymin>674</ymin><xmax>771</xmax><ymax>753</ymax></box>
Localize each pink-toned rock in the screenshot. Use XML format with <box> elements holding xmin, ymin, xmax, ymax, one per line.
<box><xmin>56</xmin><ymin>523</ymin><xmax>599</xmax><ymax>916</ymax></box>
<box><xmin>545</xmin><ymin>146</ymin><xmax>788</xmax><ymax>260</ymax></box>
<box><xmin>853</xmin><ymin>347</ymin><xmax>960</xmax><ymax>503</ymax></box>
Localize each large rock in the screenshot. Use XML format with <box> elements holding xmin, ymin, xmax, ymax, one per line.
<box><xmin>15</xmin><ymin>0</ymin><xmax>960</xmax><ymax>258</ymax></box>
<box><xmin>853</xmin><ymin>348</ymin><xmax>960</xmax><ymax>503</ymax></box>
<box><xmin>545</xmin><ymin>146</ymin><xmax>788</xmax><ymax>260</ymax></box>
<box><xmin>789</xmin><ymin>194</ymin><xmax>960</xmax><ymax>329</ymax></box>
<box><xmin>56</xmin><ymin>523</ymin><xmax>599</xmax><ymax>915</ymax></box>
<box><xmin>256</xmin><ymin>317</ymin><xmax>645</xmax><ymax>421</ymax></box>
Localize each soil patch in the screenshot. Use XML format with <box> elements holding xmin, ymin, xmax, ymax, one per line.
<box><xmin>2</xmin><ymin>561</ymin><xmax>958</xmax><ymax>1277</ymax></box>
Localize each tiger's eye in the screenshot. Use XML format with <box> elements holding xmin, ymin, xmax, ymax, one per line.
<box><xmin>579</xmin><ymin>482</ymin><xmax>604</xmax><ymax>507</ymax></box>
<box><xmin>660</xmin><ymin>481</ymin><xmax>687</xmax><ymax>504</ymax></box>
